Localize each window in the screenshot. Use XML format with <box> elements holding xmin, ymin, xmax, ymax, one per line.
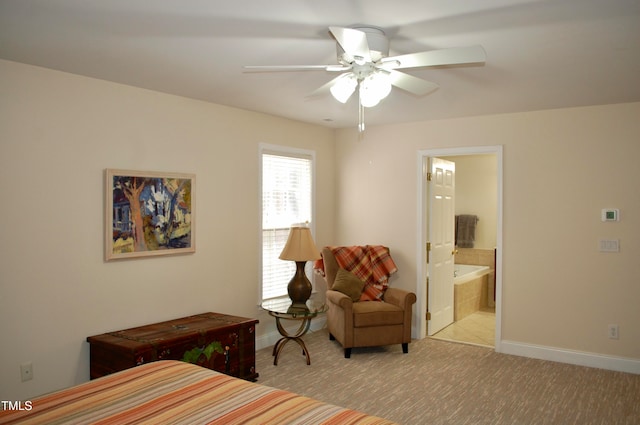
<box><xmin>260</xmin><ymin>145</ymin><xmax>315</xmax><ymax>301</ymax></box>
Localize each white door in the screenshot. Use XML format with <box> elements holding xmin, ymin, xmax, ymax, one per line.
<box><xmin>427</xmin><ymin>157</ymin><xmax>456</xmax><ymax>335</ymax></box>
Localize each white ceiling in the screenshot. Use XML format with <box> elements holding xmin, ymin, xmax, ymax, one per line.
<box><xmin>1</xmin><ymin>0</ymin><xmax>639</xmax><ymax>130</ymax></box>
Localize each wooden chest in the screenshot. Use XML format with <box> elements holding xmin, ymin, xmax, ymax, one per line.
<box><xmin>87</xmin><ymin>313</ymin><xmax>259</xmax><ymax>381</ymax></box>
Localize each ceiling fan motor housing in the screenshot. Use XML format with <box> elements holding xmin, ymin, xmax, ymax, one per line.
<box><xmin>336</xmin><ymin>26</ymin><xmax>390</xmax><ymax>63</ymax></box>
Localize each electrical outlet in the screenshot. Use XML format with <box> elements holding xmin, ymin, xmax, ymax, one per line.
<box><xmin>20</xmin><ymin>362</ymin><xmax>33</xmax><ymax>382</ymax></box>
<box><xmin>608</xmin><ymin>324</ymin><xmax>619</xmax><ymax>340</ymax></box>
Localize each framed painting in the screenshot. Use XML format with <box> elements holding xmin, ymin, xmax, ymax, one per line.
<box><xmin>105</xmin><ymin>169</ymin><xmax>195</xmax><ymax>261</ymax></box>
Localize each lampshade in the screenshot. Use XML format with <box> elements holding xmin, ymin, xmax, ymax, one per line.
<box><xmin>279</xmin><ymin>226</ymin><xmax>321</xmax><ymax>261</ymax></box>
<box><xmin>359</xmin><ymin>71</ymin><xmax>392</xmax><ymax>108</ymax></box>
<box><xmin>330</xmin><ymin>74</ymin><xmax>357</xmax><ymax>104</ymax></box>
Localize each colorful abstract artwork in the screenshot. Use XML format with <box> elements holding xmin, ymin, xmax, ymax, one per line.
<box><xmin>105</xmin><ymin>169</ymin><xmax>195</xmax><ymax>260</ymax></box>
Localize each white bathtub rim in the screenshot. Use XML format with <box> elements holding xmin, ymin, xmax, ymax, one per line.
<box><xmin>454</xmin><ymin>264</ymin><xmax>490</xmax><ymax>285</ymax></box>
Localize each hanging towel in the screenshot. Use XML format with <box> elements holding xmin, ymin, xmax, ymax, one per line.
<box><xmin>456</xmin><ymin>215</ymin><xmax>479</xmax><ymax>248</ymax></box>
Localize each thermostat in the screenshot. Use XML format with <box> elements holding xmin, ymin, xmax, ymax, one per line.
<box><xmin>601</xmin><ymin>209</ymin><xmax>620</xmax><ymax>222</ymax></box>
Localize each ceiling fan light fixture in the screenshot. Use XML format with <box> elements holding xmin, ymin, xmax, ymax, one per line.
<box><xmin>359</xmin><ymin>72</ymin><xmax>392</xmax><ymax>108</ymax></box>
<box><xmin>330</xmin><ymin>74</ymin><xmax>357</xmax><ymax>103</ymax></box>
<box><xmin>359</xmin><ymin>86</ymin><xmax>380</xmax><ymax>108</ymax></box>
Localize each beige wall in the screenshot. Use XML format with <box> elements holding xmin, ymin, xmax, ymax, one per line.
<box><xmin>2</xmin><ymin>58</ymin><xmax>639</xmax><ymax>400</ymax></box>
<box><xmin>334</xmin><ymin>104</ymin><xmax>640</xmax><ymax>369</ymax></box>
<box><xmin>442</xmin><ymin>154</ymin><xmax>497</xmax><ymax>249</ymax></box>
<box><xmin>0</xmin><ymin>60</ymin><xmax>336</xmax><ymax>400</ymax></box>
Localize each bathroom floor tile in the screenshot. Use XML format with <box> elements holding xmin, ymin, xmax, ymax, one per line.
<box><xmin>431</xmin><ymin>308</ymin><xmax>495</xmax><ymax>347</ymax></box>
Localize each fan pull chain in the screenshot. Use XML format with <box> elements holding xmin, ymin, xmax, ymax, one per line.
<box><xmin>358</xmin><ymin>91</ymin><xmax>365</xmax><ymax>133</ymax></box>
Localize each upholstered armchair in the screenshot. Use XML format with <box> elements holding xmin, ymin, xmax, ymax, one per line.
<box><xmin>321</xmin><ymin>247</ymin><xmax>417</xmax><ymax>358</ymax></box>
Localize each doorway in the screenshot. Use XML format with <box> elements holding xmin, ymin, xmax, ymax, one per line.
<box><xmin>416</xmin><ymin>146</ymin><xmax>503</xmax><ymax>351</ymax></box>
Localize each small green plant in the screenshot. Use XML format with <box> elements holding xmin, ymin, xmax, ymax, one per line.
<box><xmin>182</xmin><ymin>341</ymin><xmax>224</xmax><ymax>365</ymax></box>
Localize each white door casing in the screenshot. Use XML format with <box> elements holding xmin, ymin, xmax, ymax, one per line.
<box><xmin>416</xmin><ymin>145</ymin><xmax>502</xmax><ymax>350</ymax></box>
<box><xmin>427</xmin><ymin>157</ymin><xmax>456</xmax><ymax>336</ymax></box>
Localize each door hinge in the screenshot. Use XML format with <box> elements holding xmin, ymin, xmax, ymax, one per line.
<box><xmin>426</xmin><ymin>242</ymin><xmax>431</xmax><ymax>264</ymax></box>
<box><xmin>426</xmin><ymin>311</ymin><xmax>431</xmax><ymax>321</ymax></box>
<box><xmin>427</xmin><ymin>172</ymin><xmax>432</xmax><ymax>181</ymax></box>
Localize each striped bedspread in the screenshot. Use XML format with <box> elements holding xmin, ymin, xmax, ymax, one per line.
<box><xmin>0</xmin><ymin>361</ymin><xmax>396</xmax><ymax>425</ymax></box>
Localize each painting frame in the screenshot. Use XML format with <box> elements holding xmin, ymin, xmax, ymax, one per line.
<box><xmin>105</xmin><ymin>169</ymin><xmax>195</xmax><ymax>261</ymax></box>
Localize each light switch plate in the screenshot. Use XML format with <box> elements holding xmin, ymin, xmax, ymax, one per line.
<box><xmin>599</xmin><ymin>239</ymin><xmax>620</xmax><ymax>252</ymax></box>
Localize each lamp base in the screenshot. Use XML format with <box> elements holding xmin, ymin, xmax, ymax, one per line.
<box><xmin>287</xmin><ymin>261</ymin><xmax>312</xmax><ymax>304</ymax></box>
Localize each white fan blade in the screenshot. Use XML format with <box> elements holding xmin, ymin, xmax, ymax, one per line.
<box><xmin>329</xmin><ymin>27</ymin><xmax>371</xmax><ymax>63</ymax></box>
<box><xmin>388</xmin><ymin>71</ymin><xmax>439</xmax><ymax>96</ymax></box>
<box><xmin>382</xmin><ymin>45</ymin><xmax>486</xmax><ymax>70</ymax></box>
<box><xmin>244</xmin><ymin>65</ymin><xmax>349</xmax><ymax>72</ymax></box>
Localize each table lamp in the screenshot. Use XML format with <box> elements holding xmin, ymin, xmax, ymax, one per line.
<box><xmin>279</xmin><ymin>225</ymin><xmax>321</xmax><ymax>304</ymax></box>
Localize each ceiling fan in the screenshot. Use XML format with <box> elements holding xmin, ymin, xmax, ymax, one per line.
<box><xmin>245</xmin><ymin>26</ymin><xmax>486</xmax><ymax>132</ymax></box>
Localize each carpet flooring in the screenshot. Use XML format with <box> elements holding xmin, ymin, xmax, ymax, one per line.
<box><xmin>255</xmin><ymin>329</ymin><xmax>640</xmax><ymax>425</ymax></box>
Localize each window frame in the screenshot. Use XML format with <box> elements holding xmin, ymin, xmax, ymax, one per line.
<box><xmin>258</xmin><ymin>143</ymin><xmax>317</xmax><ymax>303</ymax></box>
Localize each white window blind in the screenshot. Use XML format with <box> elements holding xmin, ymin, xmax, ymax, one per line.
<box><xmin>261</xmin><ymin>151</ymin><xmax>314</xmax><ymax>300</ymax></box>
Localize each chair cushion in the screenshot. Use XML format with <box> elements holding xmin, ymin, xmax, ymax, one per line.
<box><xmin>352</xmin><ymin>301</ymin><xmax>405</xmax><ymax>327</ymax></box>
<box><xmin>332</xmin><ymin>268</ymin><xmax>365</xmax><ymax>302</ymax></box>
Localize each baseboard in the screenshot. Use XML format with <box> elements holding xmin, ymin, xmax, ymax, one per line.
<box><xmin>256</xmin><ymin>317</ymin><xmax>327</xmax><ymax>351</ymax></box>
<box><xmin>499</xmin><ymin>340</ymin><xmax>640</xmax><ymax>375</ymax></box>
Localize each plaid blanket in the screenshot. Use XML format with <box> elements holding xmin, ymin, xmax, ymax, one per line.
<box><xmin>315</xmin><ymin>245</ymin><xmax>397</xmax><ymax>301</ymax></box>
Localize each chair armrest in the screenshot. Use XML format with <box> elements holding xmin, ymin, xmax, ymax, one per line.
<box><xmin>326</xmin><ymin>289</ymin><xmax>354</xmax><ymax>311</ymax></box>
<box><xmin>383</xmin><ymin>287</ymin><xmax>417</xmax><ymax>310</ymax></box>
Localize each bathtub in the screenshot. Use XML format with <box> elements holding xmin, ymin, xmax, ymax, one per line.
<box><xmin>453</xmin><ymin>264</ymin><xmax>491</xmax><ymax>321</ymax></box>
<box><xmin>454</xmin><ymin>264</ymin><xmax>490</xmax><ymax>284</ymax></box>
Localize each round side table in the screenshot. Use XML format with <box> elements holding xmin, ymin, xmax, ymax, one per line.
<box><xmin>261</xmin><ymin>297</ymin><xmax>327</xmax><ymax>365</ymax></box>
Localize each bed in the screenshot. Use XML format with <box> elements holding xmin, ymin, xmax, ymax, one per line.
<box><xmin>0</xmin><ymin>360</ymin><xmax>395</xmax><ymax>424</ymax></box>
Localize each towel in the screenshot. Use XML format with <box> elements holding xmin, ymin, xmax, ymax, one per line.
<box><xmin>455</xmin><ymin>215</ymin><xmax>478</xmax><ymax>248</ymax></box>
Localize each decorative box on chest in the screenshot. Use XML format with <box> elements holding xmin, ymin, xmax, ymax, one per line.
<box><xmin>87</xmin><ymin>313</ymin><xmax>259</xmax><ymax>381</ymax></box>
